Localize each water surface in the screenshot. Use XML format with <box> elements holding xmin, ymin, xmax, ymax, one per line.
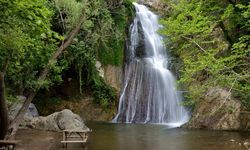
<box><xmin>83</xmin><ymin>122</ymin><xmax>249</xmax><ymax>150</ymax></box>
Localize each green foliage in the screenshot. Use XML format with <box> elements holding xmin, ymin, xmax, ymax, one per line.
<box><xmin>53</xmin><ymin>0</ymin><xmax>85</xmax><ymax>33</ymax></box>
<box><xmin>59</xmin><ymin>0</ymin><xmax>133</xmax><ymax>107</ymax></box>
<box><xmin>56</xmin><ymin>0</ymin><xmax>133</xmax><ymax>67</ymax></box>
<box><xmin>0</xmin><ymin>0</ymin><xmax>133</xmax><ymax>109</ymax></box>
<box><xmin>34</xmin><ymin>96</ymin><xmax>62</xmax><ymax>115</ymax></box>
<box><xmin>6</xmin><ymin>93</ymin><xmax>18</xmax><ymax>104</ymax></box>
<box><xmin>230</xmin><ymin>3</ymin><xmax>250</xmax><ymax>108</ymax></box>
<box><xmin>95</xmin><ymin>0</ymin><xmax>134</xmax><ymax>66</ymax></box>
<box><xmin>0</xmin><ymin>0</ymin><xmax>61</xmax><ymax>92</ymax></box>
<box><xmin>161</xmin><ymin>0</ymin><xmax>250</xmax><ymax>108</ymax></box>
<box><xmin>92</xmin><ymin>77</ymin><xmax>117</xmax><ymax>108</ymax></box>
<box><xmin>67</xmin><ymin>39</ymin><xmax>117</xmax><ymax>108</ymax></box>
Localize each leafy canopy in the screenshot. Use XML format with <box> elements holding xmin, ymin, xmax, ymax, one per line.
<box><xmin>160</xmin><ymin>0</ymin><xmax>250</xmax><ymax>108</ymax></box>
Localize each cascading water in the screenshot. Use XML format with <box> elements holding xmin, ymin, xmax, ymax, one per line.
<box><xmin>113</xmin><ymin>3</ymin><xmax>189</xmax><ymax>127</ymax></box>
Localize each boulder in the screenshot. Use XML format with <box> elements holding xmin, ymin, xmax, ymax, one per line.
<box><xmin>184</xmin><ymin>88</ymin><xmax>242</xmax><ymax>130</ymax></box>
<box><xmin>24</xmin><ymin>109</ymin><xmax>89</xmax><ymax>131</ymax></box>
<box><xmin>8</xmin><ymin>99</ymin><xmax>88</xmax><ymax>131</ymax></box>
<box><xmin>9</xmin><ymin>102</ymin><xmax>39</xmax><ymax>121</ymax></box>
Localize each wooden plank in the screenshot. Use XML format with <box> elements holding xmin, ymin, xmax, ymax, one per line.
<box><xmin>0</xmin><ymin>140</ymin><xmax>20</xmax><ymax>144</ymax></box>
<box><xmin>63</xmin><ymin>129</ymin><xmax>91</xmax><ymax>133</ymax></box>
<box><xmin>61</xmin><ymin>140</ymin><xmax>87</xmax><ymax>143</ymax></box>
<box><xmin>0</xmin><ymin>140</ymin><xmax>20</xmax><ymax>150</ymax></box>
<box><xmin>63</xmin><ymin>136</ymin><xmax>86</xmax><ymax>138</ymax></box>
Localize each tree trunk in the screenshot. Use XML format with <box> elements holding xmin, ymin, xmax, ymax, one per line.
<box><xmin>6</xmin><ymin>16</ymin><xmax>85</xmax><ymax>140</ymax></box>
<box><xmin>0</xmin><ymin>72</ymin><xmax>8</xmax><ymax>140</ymax></box>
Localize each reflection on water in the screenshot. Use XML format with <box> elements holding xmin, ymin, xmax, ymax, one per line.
<box><xmin>82</xmin><ymin>122</ymin><xmax>249</xmax><ymax>150</ymax></box>
<box><xmin>47</xmin><ymin>121</ymin><xmax>250</xmax><ymax>150</ymax></box>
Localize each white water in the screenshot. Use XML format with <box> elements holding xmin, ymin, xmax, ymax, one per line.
<box><xmin>113</xmin><ymin>3</ymin><xmax>189</xmax><ymax>127</ymax></box>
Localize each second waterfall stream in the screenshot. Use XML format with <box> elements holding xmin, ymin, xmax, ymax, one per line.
<box><xmin>113</xmin><ymin>2</ymin><xmax>189</xmax><ymax>127</ymax></box>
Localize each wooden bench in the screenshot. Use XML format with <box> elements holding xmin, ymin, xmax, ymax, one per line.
<box><xmin>61</xmin><ymin>129</ymin><xmax>91</xmax><ymax>147</ymax></box>
<box><xmin>61</xmin><ymin>139</ymin><xmax>87</xmax><ymax>147</ymax></box>
<box><xmin>0</xmin><ymin>140</ymin><xmax>20</xmax><ymax>150</ymax></box>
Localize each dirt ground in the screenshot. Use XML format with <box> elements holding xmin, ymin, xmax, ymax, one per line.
<box><xmin>15</xmin><ymin>129</ymin><xmax>87</xmax><ymax>150</ymax></box>
<box><xmin>15</xmin><ymin>129</ymin><xmax>58</xmax><ymax>150</ymax></box>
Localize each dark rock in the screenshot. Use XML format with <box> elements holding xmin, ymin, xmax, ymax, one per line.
<box><xmin>240</xmin><ymin>111</ymin><xmax>250</xmax><ymax>131</ymax></box>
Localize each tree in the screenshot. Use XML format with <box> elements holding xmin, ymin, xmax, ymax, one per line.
<box><xmin>0</xmin><ymin>0</ymin><xmax>133</xmax><ymax>139</ymax></box>
<box><xmin>0</xmin><ymin>0</ymin><xmax>58</xmax><ymax>139</ymax></box>
<box><xmin>7</xmin><ymin>16</ymin><xmax>85</xmax><ymax>139</ymax></box>
<box><xmin>2</xmin><ymin>0</ymin><xmax>87</xmax><ymax>139</ymax></box>
<box><xmin>160</xmin><ymin>0</ymin><xmax>250</xmax><ymax>107</ymax></box>
<box><xmin>0</xmin><ymin>72</ymin><xmax>8</xmax><ymax>140</ymax></box>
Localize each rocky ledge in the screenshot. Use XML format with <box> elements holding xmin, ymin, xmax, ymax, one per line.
<box><xmin>184</xmin><ymin>88</ymin><xmax>242</xmax><ymax>130</ymax></box>
<box><xmin>138</xmin><ymin>0</ymin><xmax>169</xmax><ymax>12</ymax></box>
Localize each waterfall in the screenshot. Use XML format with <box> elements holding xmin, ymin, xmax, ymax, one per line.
<box><xmin>113</xmin><ymin>3</ymin><xmax>189</xmax><ymax>127</ymax></box>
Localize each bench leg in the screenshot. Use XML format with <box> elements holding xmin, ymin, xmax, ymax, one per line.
<box><xmin>7</xmin><ymin>144</ymin><xmax>15</xmax><ymax>150</ymax></box>
<box><xmin>62</xmin><ymin>143</ymin><xmax>67</xmax><ymax>148</ymax></box>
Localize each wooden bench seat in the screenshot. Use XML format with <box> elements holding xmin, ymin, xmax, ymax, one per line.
<box><xmin>61</xmin><ymin>139</ymin><xmax>87</xmax><ymax>143</ymax></box>
<box><xmin>61</xmin><ymin>139</ymin><xmax>87</xmax><ymax>147</ymax></box>
<box><xmin>0</xmin><ymin>140</ymin><xmax>20</xmax><ymax>150</ymax></box>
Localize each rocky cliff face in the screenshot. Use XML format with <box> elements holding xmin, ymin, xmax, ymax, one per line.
<box><xmin>103</xmin><ymin>65</ymin><xmax>122</xmax><ymax>93</ymax></box>
<box><xmin>138</xmin><ymin>0</ymin><xmax>169</xmax><ymax>12</ymax></box>
<box><xmin>184</xmin><ymin>88</ymin><xmax>242</xmax><ymax>130</ymax></box>
<box><xmin>95</xmin><ymin>61</ymin><xmax>122</xmax><ymax>93</ymax></box>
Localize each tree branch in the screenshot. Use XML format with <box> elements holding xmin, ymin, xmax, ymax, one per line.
<box><xmin>181</xmin><ymin>35</ymin><xmax>249</xmax><ymax>81</ymax></box>
<box><xmin>181</xmin><ymin>35</ymin><xmax>207</xmax><ymax>53</ymax></box>
<box><xmin>56</xmin><ymin>6</ymin><xmax>66</xmax><ymax>34</ymax></box>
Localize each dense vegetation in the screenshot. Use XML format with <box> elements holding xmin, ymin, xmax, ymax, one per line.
<box><xmin>46</xmin><ymin>0</ymin><xmax>134</xmax><ymax>108</ymax></box>
<box><xmin>160</xmin><ymin>0</ymin><xmax>250</xmax><ymax>109</ymax></box>
<box><xmin>0</xmin><ymin>0</ymin><xmax>133</xmax><ymax>108</ymax></box>
<box><xmin>0</xmin><ymin>0</ymin><xmax>133</xmax><ymax>139</ymax></box>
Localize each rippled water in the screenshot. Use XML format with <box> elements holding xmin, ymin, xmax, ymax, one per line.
<box><xmin>79</xmin><ymin>122</ymin><xmax>249</xmax><ymax>150</ymax></box>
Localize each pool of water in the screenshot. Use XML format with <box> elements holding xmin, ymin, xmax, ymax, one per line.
<box><xmin>83</xmin><ymin>121</ymin><xmax>249</xmax><ymax>150</ymax></box>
